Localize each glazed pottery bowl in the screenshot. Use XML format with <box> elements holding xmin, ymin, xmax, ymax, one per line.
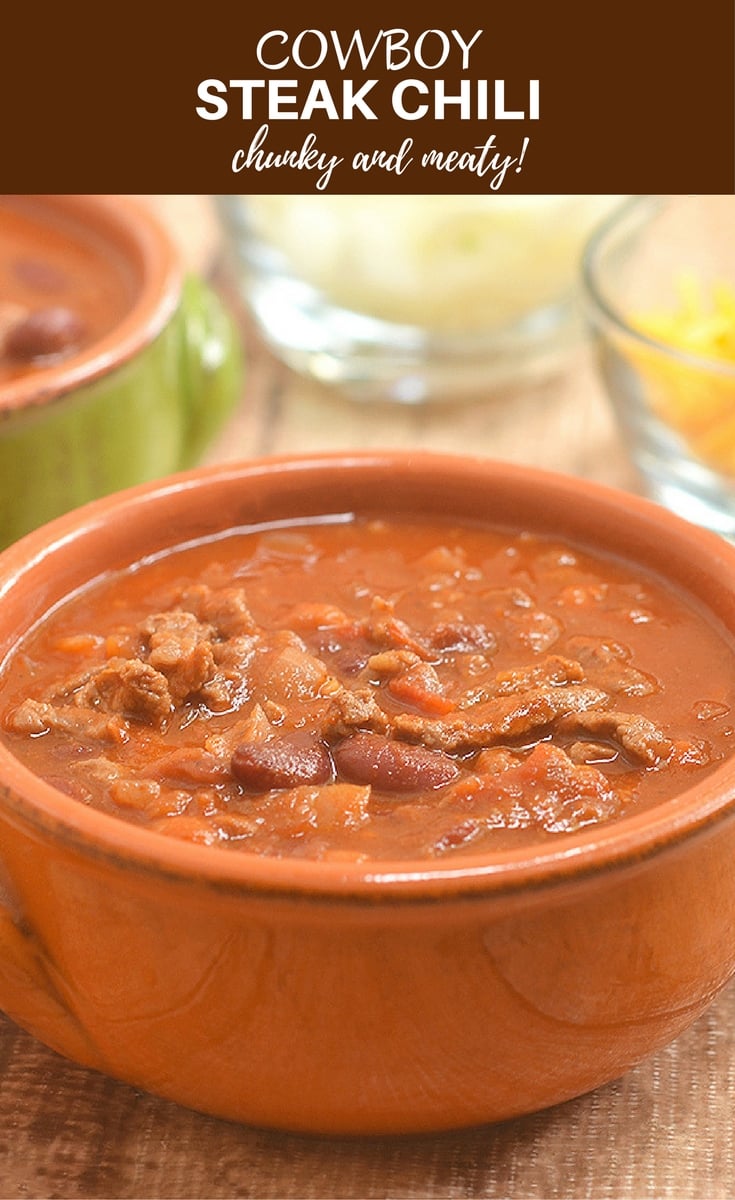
<box><xmin>0</xmin><ymin>195</ymin><xmax>243</xmax><ymax>547</ymax></box>
<box><xmin>0</xmin><ymin>452</ymin><xmax>734</xmax><ymax>1135</ymax></box>
<box><xmin>582</xmin><ymin>194</ymin><xmax>735</xmax><ymax>537</ymax></box>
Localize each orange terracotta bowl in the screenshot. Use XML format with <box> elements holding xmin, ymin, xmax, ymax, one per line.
<box><xmin>0</xmin><ymin>452</ymin><xmax>734</xmax><ymax>1135</ymax></box>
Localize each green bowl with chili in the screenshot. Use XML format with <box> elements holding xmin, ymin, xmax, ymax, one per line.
<box><xmin>0</xmin><ymin>194</ymin><xmax>243</xmax><ymax>547</ymax></box>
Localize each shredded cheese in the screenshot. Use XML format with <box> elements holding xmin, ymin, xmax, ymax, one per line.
<box><xmin>629</xmin><ymin>277</ymin><xmax>735</xmax><ymax>474</ymax></box>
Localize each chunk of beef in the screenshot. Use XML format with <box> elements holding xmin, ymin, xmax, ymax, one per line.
<box><xmin>202</xmin><ymin>586</ymin><xmax>257</xmax><ymax>638</ymax></box>
<box><xmin>200</xmin><ymin>634</ymin><xmax>260</xmax><ymax>711</ymax></box>
<box><xmin>76</xmin><ymin>657</ymin><xmax>173</xmax><ymax>726</ymax></box>
<box><xmin>212</xmin><ymin>635</ymin><xmax>259</xmax><ymax>674</ymax></box>
<box><xmin>197</xmin><ymin>676</ymin><xmax>237</xmax><ymax>713</ymax></box>
<box><xmin>391</xmin><ymin>685</ymin><xmax>608</xmax><ymax>752</ymax></box>
<box><xmin>173</xmin><ymin>583</ymin><xmax>257</xmax><ymax>638</ymax></box>
<box><xmin>140</xmin><ymin>611</ymin><xmax>216</xmax><ymax>704</ymax></box>
<box><xmin>322</xmin><ymin>684</ymin><xmax>390</xmax><ymax>738</ymax></box>
<box><xmin>556</xmin><ymin>709</ymin><xmax>673</xmax><ymax>766</ymax></box>
<box><xmin>5</xmin><ymin>699</ymin><xmax>127</xmax><ymax>742</ymax></box>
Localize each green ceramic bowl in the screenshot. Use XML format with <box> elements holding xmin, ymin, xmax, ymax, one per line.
<box><xmin>0</xmin><ymin>195</ymin><xmax>243</xmax><ymax>547</ymax></box>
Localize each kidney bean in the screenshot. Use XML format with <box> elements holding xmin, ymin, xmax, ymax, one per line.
<box><xmin>332</xmin><ymin>732</ymin><xmax>459</xmax><ymax>793</ymax></box>
<box><xmin>5</xmin><ymin>306</ymin><xmax>86</xmax><ymax>361</ymax></box>
<box><xmin>231</xmin><ymin>731</ymin><xmax>333</xmax><ymax>791</ymax></box>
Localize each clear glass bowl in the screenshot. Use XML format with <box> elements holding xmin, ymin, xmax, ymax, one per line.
<box><xmin>583</xmin><ymin>195</ymin><xmax>735</xmax><ymax>536</ymax></box>
<box><xmin>219</xmin><ymin>194</ymin><xmax>625</xmax><ymax>404</ymax></box>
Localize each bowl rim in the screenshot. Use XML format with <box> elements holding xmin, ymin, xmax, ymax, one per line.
<box><xmin>1</xmin><ymin>449</ymin><xmax>735</xmax><ymax>905</ymax></box>
<box><xmin>581</xmin><ymin>194</ymin><xmax>735</xmax><ymax>379</ymax></box>
<box><xmin>0</xmin><ymin>194</ymin><xmax>183</xmax><ymax>414</ymax></box>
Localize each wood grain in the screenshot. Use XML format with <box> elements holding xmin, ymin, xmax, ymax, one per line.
<box><xmin>2</xmin><ymin>986</ymin><xmax>735</xmax><ymax>1199</ymax></box>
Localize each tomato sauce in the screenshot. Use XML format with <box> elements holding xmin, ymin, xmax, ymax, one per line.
<box><xmin>1</xmin><ymin>516</ymin><xmax>733</xmax><ymax>860</ymax></box>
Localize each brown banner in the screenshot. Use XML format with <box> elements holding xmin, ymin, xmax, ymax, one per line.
<box><xmin>2</xmin><ymin>0</ymin><xmax>733</xmax><ymax>193</ymax></box>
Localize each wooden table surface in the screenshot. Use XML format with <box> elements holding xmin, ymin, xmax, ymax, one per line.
<box><xmin>1</xmin><ymin>200</ymin><xmax>734</xmax><ymax>1200</ymax></box>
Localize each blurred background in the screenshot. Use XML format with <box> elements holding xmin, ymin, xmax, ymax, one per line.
<box><xmin>6</xmin><ymin>193</ymin><xmax>735</xmax><ymax>545</ymax></box>
<box><xmin>143</xmin><ymin>193</ymin><xmax>637</xmax><ymax>490</ymax></box>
